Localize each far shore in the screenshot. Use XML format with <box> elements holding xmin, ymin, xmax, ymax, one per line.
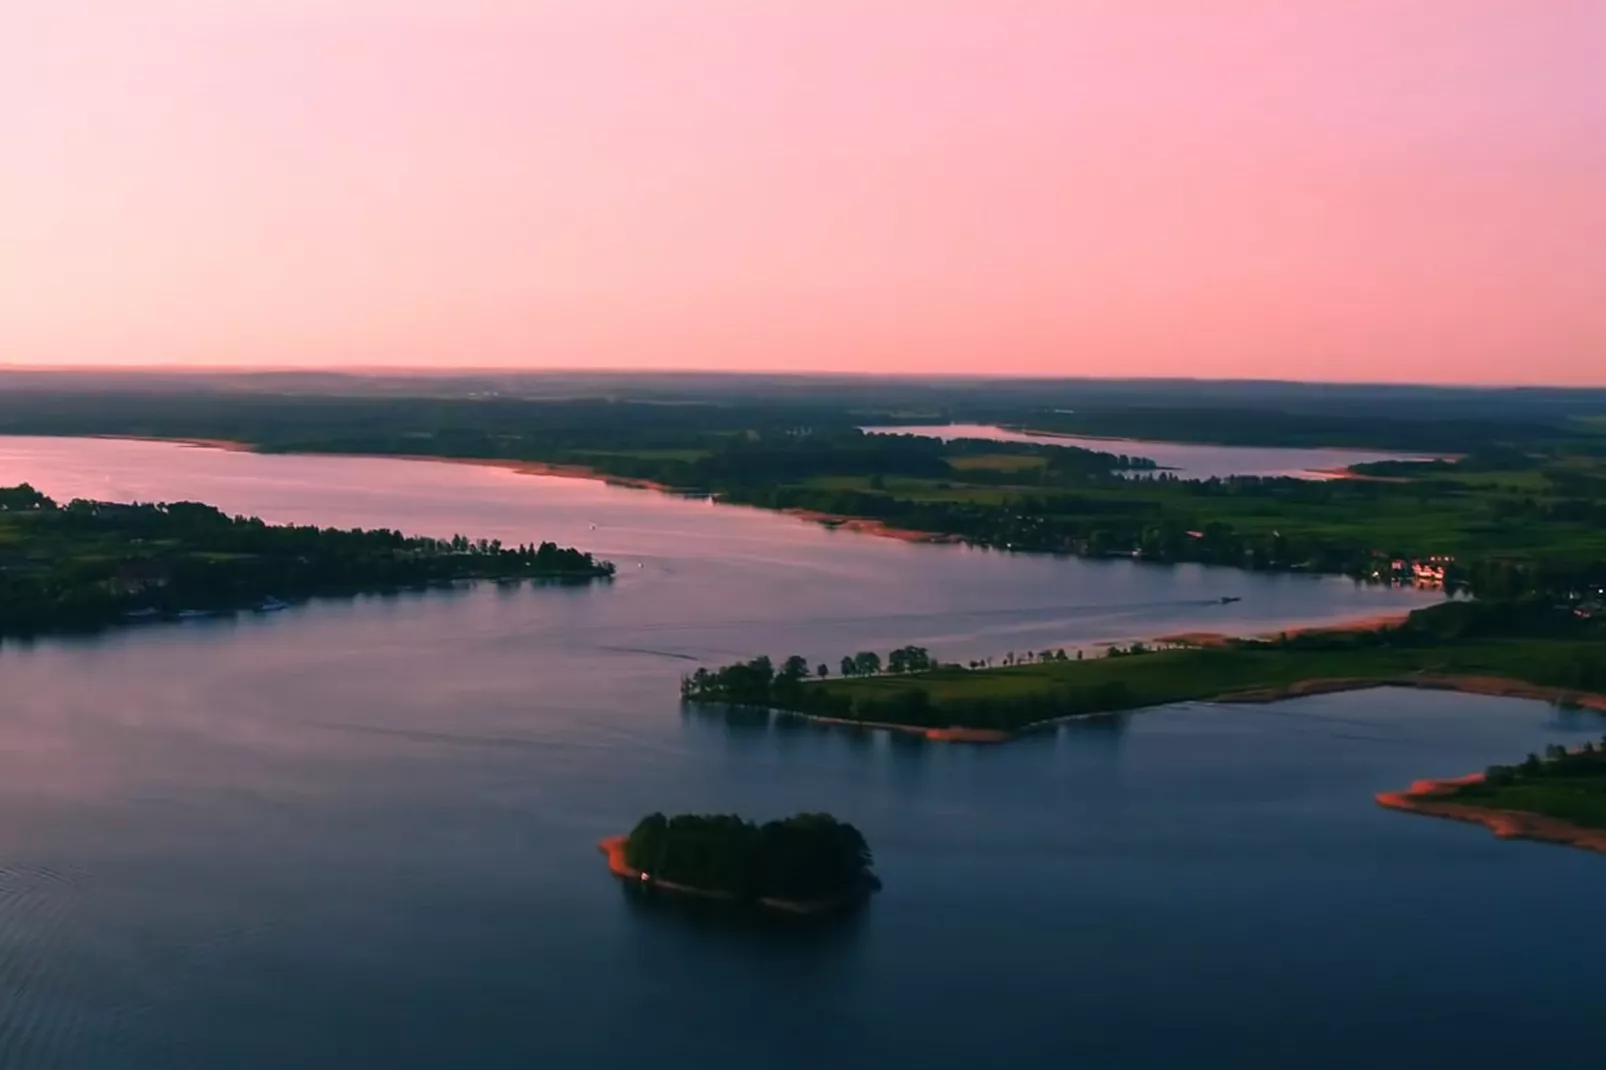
<box><xmin>91</xmin><ymin>434</ymin><xmax>678</xmax><ymax>492</ymax></box>
<box><xmin>1376</xmin><ymin>774</ymin><xmax>1606</xmax><ymax>854</ymax></box>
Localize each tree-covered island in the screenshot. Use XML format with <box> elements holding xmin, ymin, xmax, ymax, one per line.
<box><xmin>599</xmin><ymin>812</ymin><xmax>879</xmax><ymax>914</ymax></box>
<box><xmin>0</xmin><ymin>483</ymin><xmax>613</xmax><ymax>638</ymax></box>
<box><xmin>680</xmin><ymin>600</ymin><xmax>1606</xmax><ymax>740</ymax></box>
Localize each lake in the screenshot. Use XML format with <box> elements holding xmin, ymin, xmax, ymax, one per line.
<box><xmin>0</xmin><ymin>437</ymin><xmax>1601</xmax><ymax>1070</ymax></box>
<box><xmin>861</xmin><ymin>423</ymin><xmax>1442</xmax><ymax>479</ymax></box>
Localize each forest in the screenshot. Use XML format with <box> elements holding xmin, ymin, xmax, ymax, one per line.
<box><xmin>622</xmin><ymin>812</ymin><xmax>878</xmax><ymax>906</ymax></box>
<box><xmin>0</xmin><ymin>484</ymin><xmax>612</xmax><ymax>638</ymax></box>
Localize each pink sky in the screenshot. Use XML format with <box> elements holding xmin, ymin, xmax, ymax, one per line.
<box><xmin>3</xmin><ymin>2</ymin><xmax>1602</xmax><ymax>384</ymax></box>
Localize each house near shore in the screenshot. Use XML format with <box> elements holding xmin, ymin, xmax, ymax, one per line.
<box><xmin>1374</xmin><ymin>555</ymin><xmax>1455</xmax><ymax>588</ymax></box>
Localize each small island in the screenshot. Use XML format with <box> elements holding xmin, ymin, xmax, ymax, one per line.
<box><xmin>0</xmin><ymin>483</ymin><xmax>614</xmax><ymax>638</ymax></box>
<box><xmin>1377</xmin><ymin>739</ymin><xmax>1606</xmax><ymax>853</ymax></box>
<box><xmin>599</xmin><ymin>812</ymin><xmax>880</xmax><ymax>915</ymax></box>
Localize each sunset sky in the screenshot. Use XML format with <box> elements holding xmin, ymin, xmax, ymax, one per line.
<box><xmin>3</xmin><ymin>3</ymin><xmax>1602</xmax><ymax>383</ymax></box>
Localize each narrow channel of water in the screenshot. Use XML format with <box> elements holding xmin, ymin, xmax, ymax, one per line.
<box><xmin>861</xmin><ymin>423</ymin><xmax>1444</xmax><ymax>479</ymax></box>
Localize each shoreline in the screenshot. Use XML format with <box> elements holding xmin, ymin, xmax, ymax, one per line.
<box><xmin>741</xmin><ymin>672</ymin><xmax>1606</xmax><ymax>747</ymax></box>
<box><xmin>1212</xmin><ymin>674</ymin><xmax>1606</xmax><ymax>712</ymax></box>
<box><xmin>1303</xmin><ymin>466</ymin><xmax>1409</xmax><ymax>483</ymax></box>
<box><xmin>775</xmin><ymin>708</ymin><xmax>1010</xmax><ymax>743</ymax></box>
<box><xmin>596</xmin><ymin>835</ymin><xmax>864</xmax><ymax>914</ymax></box>
<box><xmin>1375</xmin><ymin>774</ymin><xmax>1606</xmax><ymax>854</ymax></box>
<box><xmin>90</xmin><ymin>436</ymin><xmax>678</xmax><ymax>494</ymax></box>
<box><xmin>780</xmin><ymin>508</ymin><xmax>958</xmax><ymax>545</ymax></box>
<box><xmin>72</xmin><ymin>437</ymin><xmax>1469</xmax><ymax>587</ymax></box>
<box><xmin>1156</xmin><ymin>611</ymin><xmax>1415</xmax><ymax>649</ymax></box>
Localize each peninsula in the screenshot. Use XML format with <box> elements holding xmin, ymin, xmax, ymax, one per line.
<box><xmin>680</xmin><ymin>600</ymin><xmax>1606</xmax><ymax>740</ymax></box>
<box><xmin>599</xmin><ymin>812</ymin><xmax>879</xmax><ymax>915</ymax></box>
<box><xmin>0</xmin><ymin>483</ymin><xmax>614</xmax><ymax>639</ymax></box>
<box><xmin>1377</xmin><ymin>741</ymin><xmax>1606</xmax><ymax>854</ymax></box>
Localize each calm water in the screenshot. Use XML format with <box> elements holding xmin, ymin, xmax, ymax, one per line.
<box><xmin>862</xmin><ymin>423</ymin><xmax>1442</xmax><ymax>479</ymax></box>
<box><xmin>0</xmin><ymin>437</ymin><xmax>1601</xmax><ymax>1070</ymax></box>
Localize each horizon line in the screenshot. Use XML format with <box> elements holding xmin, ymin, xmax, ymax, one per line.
<box><xmin>0</xmin><ymin>363</ymin><xmax>1601</xmax><ymax>392</ymax></box>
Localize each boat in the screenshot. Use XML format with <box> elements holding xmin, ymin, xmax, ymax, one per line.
<box><xmin>1220</xmin><ymin>596</ymin><xmax>1242</xmax><ymax>604</ymax></box>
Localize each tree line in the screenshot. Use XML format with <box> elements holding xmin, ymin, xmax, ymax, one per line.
<box><xmin>0</xmin><ymin>485</ymin><xmax>613</xmax><ymax>638</ymax></box>
<box><xmin>623</xmin><ymin>812</ymin><xmax>877</xmax><ymax>904</ymax></box>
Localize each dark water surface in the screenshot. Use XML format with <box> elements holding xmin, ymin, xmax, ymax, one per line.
<box><xmin>0</xmin><ymin>438</ymin><xmax>1601</xmax><ymax>1069</ymax></box>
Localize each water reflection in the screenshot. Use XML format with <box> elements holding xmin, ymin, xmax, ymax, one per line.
<box><xmin>618</xmin><ymin>881</ymin><xmax>875</xmax><ymax>947</ymax></box>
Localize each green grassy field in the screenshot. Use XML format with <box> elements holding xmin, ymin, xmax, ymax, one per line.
<box><xmin>1445</xmin><ymin>744</ymin><xmax>1606</xmax><ymax>831</ymax></box>
<box><xmin>800</xmin><ymin>639</ymin><xmax>1606</xmax><ymax>732</ymax></box>
<box><xmin>1450</xmin><ymin>779</ymin><xmax>1606</xmax><ymax>830</ymax></box>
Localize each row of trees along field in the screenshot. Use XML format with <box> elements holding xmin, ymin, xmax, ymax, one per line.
<box><xmin>679</xmin><ymin>647</ymin><xmax>937</xmax><ymax>705</ymax></box>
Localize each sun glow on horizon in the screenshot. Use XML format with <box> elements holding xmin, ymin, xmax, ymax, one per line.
<box><xmin>2</xmin><ymin>3</ymin><xmax>1602</xmax><ymax>385</ymax></box>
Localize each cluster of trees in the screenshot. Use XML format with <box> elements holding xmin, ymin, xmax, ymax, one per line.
<box><xmin>0</xmin><ymin>483</ymin><xmax>50</xmax><ymax>511</ymax></box>
<box><xmin>0</xmin><ymin>486</ymin><xmax>613</xmax><ymax>638</ymax></box>
<box><xmin>681</xmin><ymin>647</ymin><xmax>940</xmax><ymax>707</ymax></box>
<box><xmin>1483</xmin><ymin>739</ymin><xmax>1606</xmax><ymax>788</ymax></box>
<box><xmin>969</xmin><ymin>648</ymin><xmax>1086</xmax><ymax>669</ymax></box>
<box><xmin>623</xmin><ymin>812</ymin><xmax>877</xmax><ymax>904</ymax></box>
<box><xmin>838</xmin><ymin>645</ymin><xmax>934</xmax><ymax>676</ymax></box>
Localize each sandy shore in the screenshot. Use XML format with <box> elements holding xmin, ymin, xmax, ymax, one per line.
<box><xmin>1303</xmin><ymin>466</ymin><xmax>1408</xmax><ymax>483</ymax></box>
<box><xmin>597</xmin><ymin>835</ymin><xmax>733</xmax><ymax>902</ymax></box>
<box><xmin>1156</xmin><ymin>611</ymin><xmax>1415</xmax><ymax>649</ymax></box>
<box><xmin>781</xmin><ymin>508</ymin><xmax>958</xmax><ymax>544</ymax></box>
<box><xmin>94</xmin><ymin>434</ymin><xmax>259</xmax><ymax>453</ymax></box>
<box><xmin>389</xmin><ymin>455</ymin><xmax>675</xmax><ymax>493</ymax></box>
<box><xmin>777</xmin><ymin>709</ymin><xmax>1008</xmax><ymax>743</ymax></box>
<box><xmin>1375</xmin><ymin>773</ymin><xmax>1606</xmax><ymax>854</ymax></box>
<box><xmin>94</xmin><ymin>435</ymin><xmax>679</xmax><ymax>492</ymax></box>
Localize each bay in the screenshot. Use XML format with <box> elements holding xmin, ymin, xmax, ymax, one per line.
<box><xmin>0</xmin><ymin>437</ymin><xmax>1599</xmax><ymax>1070</ymax></box>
